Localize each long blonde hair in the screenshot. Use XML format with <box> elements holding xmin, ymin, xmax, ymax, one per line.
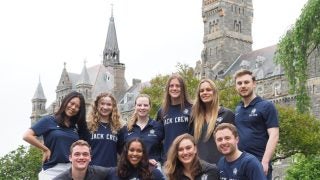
<box><xmin>127</xmin><ymin>94</ymin><xmax>151</xmax><ymax>131</ymax></box>
<box><xmin>191</xmin><ymin>79</ymin><xmax>219</xmax><ymax>142</ymax></box>
<box><xmin>87</xmin><ymin>92</ymin><xmax>122</xmax><ymax>134</ymax></box>
<box><xmin>165</xmin><ymin>133</ymin><xmax>201</xmax><ymax>180</ymax></box>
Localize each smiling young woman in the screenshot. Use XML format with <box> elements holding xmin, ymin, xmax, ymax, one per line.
<box><xmin>164</xmin><ymin>133</ymin><xmax>219</xmax><ymax>180</ymax></box>
<box><xmin>114</xmin><ymin>138</ymin><xmax>165</xmax><ymax>180</ymax></box>
<box><xmin>23</xmin><ymin>91</ymin><xmax>87</xmax><ymax>179</ymax></box>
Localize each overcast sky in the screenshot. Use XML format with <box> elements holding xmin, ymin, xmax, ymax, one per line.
<box><xmin>0</xmin><ymin>0</ymin><xmax>308</xmax><ymax>156</ymax></box>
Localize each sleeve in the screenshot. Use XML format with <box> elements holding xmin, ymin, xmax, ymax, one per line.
<box><xmin>245</xmin><ymin>157</ymin><xmax>267</xmax><ymax>180</ymax></box>
<box><xmin>117</xmin><ymin>127</ymin><xmax>127</xmax><ymax>154</ymax></box>
<box><xmin>223</xmin><ymin>108</ymin><xmax>235</xmax><ymax>125</ymax></box>
<box><xmin>152</xmin><ymin>168</ymin><xmax>166</xmax><ymax>180</ymax></box>
<box><xmin>156</xmin><ymin>109</ymin><xmax>162</xmax><ymax>122</ymax></box>
<box><xmin>201</xmin><ymin>161</ymin><xmax>219</xmax><ymax>180</ymax></box>
<box><xmin>206</xmin><ymin>164</ymin><xmax>219</xmax><ymax>180</ymax></box>
<box><xmin>262</xmin><ymin>102</ymin><xmax>279</xmax><ymax>128</ymax></box>
<box><xmin>31</xmin><ymin>116</ymin><xmax>53</xmax><ymax>136</ymax></box>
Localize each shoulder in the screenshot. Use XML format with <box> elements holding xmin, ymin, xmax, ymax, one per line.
<box><xmin>151</xmin><ymin>167</ymin><xmax>165</xmax><ymax>179</ymax></box>
<box><xmin>53</xmin><ymin>169</ymin><xmax>71</xmax><ymax>180</ymax></box>
<box><xmin>199</xmin><ymin>160</ymin><xmax>219</xmax><ymax>179</ymax></box>
<box><xmin>200</xmin><ymin>160</ymin><xmax>218</xmax><ymax>173</ymax></box>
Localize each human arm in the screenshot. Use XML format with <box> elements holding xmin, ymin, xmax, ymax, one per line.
<box><xmin>261</xmin><ymin>127</ymin><xmax>279</xmax><ymax>175</ymax></box>
<box><xmin>23</xmin><ymin>129</ymin><xmax>51</xmax><ymax>162</ymax></box>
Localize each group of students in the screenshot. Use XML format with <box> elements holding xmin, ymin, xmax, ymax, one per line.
<box><xmin>23</xmin><ymin>69</ymin><xmax>279</xmax><ymax>180</ymax></box>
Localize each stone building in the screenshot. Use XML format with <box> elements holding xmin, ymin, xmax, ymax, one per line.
<box><xmin>196</xmin><ymin>0</ymin><xmax>320</xmax><ymax>179</ymax></box>
<box><xmin>30</xmin><ymin>10</ymin><xmax>145</xmax><ymax>126</ymax></box>
<box><xmin>197</xmin><ymin>0</ymin><xmax>320</xmax><ymax>118</ymax></box>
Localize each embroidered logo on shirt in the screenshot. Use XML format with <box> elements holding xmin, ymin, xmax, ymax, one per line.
<box><xmin>148</xmin><ymin>129</ymin><xmax>157</xmax><ymax>137</ymax></box>
<box><xmin>201</xmin><ymin>174</ymin><xmax>208</xmax><ymax>180</ymax></box>
<box><xmin>217</xmin><ymin>117</ymin><xmax>223</xmax><ymax>123</ymax></box>
<box><xmin>233</xmin><ymin>167</ymin><xmax>238</xmax><ymax>176</ymax></box>
<box><xmin>249</xmin><ymin>108</ymin><xmax>258</xmax><ymax>117</ymax></box>
<box><xmin>183</xmin><ymin>108</ymin><xmax>189</xmax><ymax>115</ymax></box>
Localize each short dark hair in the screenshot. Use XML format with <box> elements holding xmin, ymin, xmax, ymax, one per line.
<box><xmin>234</xmin><ymin>69</ymin><xmax>256</xmax><ymax>81</ymax></box>
<box><xmin>214</xmin><ymin>123</ymin><xmax>238</xmax><ymax>138</ymax></box>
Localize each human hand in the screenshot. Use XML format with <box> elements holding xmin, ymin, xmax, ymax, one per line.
<box><xmin>42</xmin><ymin>149</ymin><xmax>51</xmax><ymax>163</ymax></box>
<box><xmin>148</xmin><ymin>159</ymin><xmax>158</xmax><ymax>166</ymax></box>
<box><xmin>261</xmin><ymin>161</ymin><xmax>269</xmax><ymax>175</ymax></box>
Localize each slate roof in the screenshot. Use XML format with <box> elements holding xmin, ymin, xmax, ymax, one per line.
<box><xmin>223</xmin><ymin>45</ymin><xmax>284</xmax><ymax>80</ymax></box>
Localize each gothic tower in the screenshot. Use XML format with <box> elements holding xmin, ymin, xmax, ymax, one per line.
<box><xmin>56</xmin><ymin>63</ymin><xmax>72</xmax><ymax>109</ymax></box>
<box><xmin>201</xmin><ymin>0</ymin><xmax>253</xmax><ymax>78</ymax></box>
<box><xmin>103</xmin><ymin>7</ymin><xmax>120</xmax><ymax>67</ymax></box>
<box><xmin>103</xmin><ymin>7</ymin><xmax>126</xmax><ymax>100</ymax></box>
<box><xmin>76</xmin><ymin>62</ymin><xmax>93</xmax><ymax>110</ymax></box>
<box><xmin>31</xmin><ymin>78</ymin><xmax>47</xmax><ymax>125</ymax></box>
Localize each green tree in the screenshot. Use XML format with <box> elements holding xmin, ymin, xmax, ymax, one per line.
<box><xmin>0</xmin><ymin>145</ymin><xmax>42</xmax><ymax>180</ymax></box>
<box><xmin>275</xmin><ymin>0</ymin><xmax>320</xmax><ymax>112</ymax></box>
<box><xmin>275</xmin><ymin>105</ymin><xmax>320</xmax><ymax>160</ymax></box>
<box><xmin>286</xmin><ymin>155</ymin><xmax>320</xmax><ymax>180</ymax></box>
<box><xmin>215</xmin><ymin>76</ymin><xmax>241</xmax><ymax>110</ymax></box>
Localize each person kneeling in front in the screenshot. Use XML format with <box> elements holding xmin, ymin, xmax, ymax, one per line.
<box><xmin>54</xmin><ymin>140</ymin><xmax>113</xmax><ymax>180</ymax></box>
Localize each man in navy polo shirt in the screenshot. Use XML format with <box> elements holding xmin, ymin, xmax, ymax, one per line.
<box><xmin>234</xmin><ymin>69</ymin><xmax>279</xmax><ymax>180</ymax></box>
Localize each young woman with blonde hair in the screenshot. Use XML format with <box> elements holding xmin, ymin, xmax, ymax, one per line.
<box><xmin>86</xmin><ymin>92</ymin><xmax>123</xmax><ymax>167</ymax></box>
<box><xmin>190</xmin><ymin>79</ymin><xmax>234</xmax><ymax>164</ymax></box>
<box><xmin>119</xmin><ymin>94</ymin><xmax>164</xmax><ymax>168</ymax></box>
<box><xmin>164</xmin><ymin>133</ymin><xmax>219</xmax><ymax>180</ymax></box>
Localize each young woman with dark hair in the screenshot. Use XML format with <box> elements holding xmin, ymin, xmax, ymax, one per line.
<box><xmin>23</xmin><ymin>91</ymin><xmax>87</xmax><ymax>179</ymax></box>
<box><xmin>112</xmin><ymin>138</ymin><xmax>165</xmax><ymax>180</ymax></box>
<box><xmin>164</xmin><ymin>133</ymin><xmax>219</xmax><ymax>180</ymax></box>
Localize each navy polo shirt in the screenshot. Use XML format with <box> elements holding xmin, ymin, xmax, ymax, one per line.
<box><xmin>156</xmin><ymin>104</ymin><xmax>192</xmax><ymax>156</ymax></box>
<box><xmin>87</xmin><ymin>123</ymin><xmax>119</xmax><ymax>167</ymax></box>
<box><xmin>218</xmin><ymin>152</ymin><xmax>267</xmax><ymax>180</ymax></box>
<box><xmin>31</xmin><ymin>115</ymin><xmax>79</xmax><ymax>170</ymax></box>
<box><xmin>119</xmin><ymin>118</ymin><xmax>164</xmax><ymax>162</ymax></box>
<box><xmin>110</xmin><ymin>167</ymin><xmax>165</xmax><ymax>180</ymax></box>
<box><xmin>235</xmin><ymin>96</ymin><xmax>279</xmax><ymax>160</ymax></box>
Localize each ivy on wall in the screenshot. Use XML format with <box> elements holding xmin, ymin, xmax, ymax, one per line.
<box><xmin>275</xmin><ymin>0</ymin><xmax>320</xmax><ymax>112</ymax></box>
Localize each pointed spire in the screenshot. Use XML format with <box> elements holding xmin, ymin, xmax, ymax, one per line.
<box><xmin>57</xmin><ymin>62</ymin><xmax>72</xmax><ymax>90</ymax></box>
<box><xmin>32</xmin><ymin>76</ymin><xmax>46</xmax><ymax>100</ymax></box>
<box><xmin>77</xmin><ymin>60</ymin><xmax>91</xmax><ymax>85</ymax></box>
<box><xmin>103</xmin><ymin>4</ymin><xmax>120</xmax><ymax>67</ymax></box>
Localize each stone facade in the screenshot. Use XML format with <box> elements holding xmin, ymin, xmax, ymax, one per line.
<box><xmin>198</xmin><ymin>0</ymin><xmax>320</xmax><ymax>179</ymax></box>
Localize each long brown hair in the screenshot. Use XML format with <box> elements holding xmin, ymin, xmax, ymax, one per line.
<box><xmin>165</xmin><ymin>133</ymin><xmax>201</xmax><ymax>180</ymax></box>
<box><xmin>161</xmin><ymin>74</ymin><xmax>191</xmax><ymax>119</ymax></box>
<box><xmin>117</xmin><ymin>138</ymin><xmax>152</xmax><ymax>179</ymax></box>
<box><xmin>127</xmin><ymin>94</ymin><xmax>151</xmax><ymax>131</ymax></box>
<box><xmin>55</xmin><ymin>91</ymin><xmax>86</xmax><ymax>131</ymax></box>
<box><xmin>191</xmin><ymin>79</ymin><xmax>219</xmax><ymax>142</ymax></box>
<box><xmin>87</xmin><ymin>92</ymin><xmax>122</xmax><ymax>134</ymax></box>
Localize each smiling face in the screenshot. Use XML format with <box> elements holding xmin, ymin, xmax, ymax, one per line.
<box><xmin>235</xmin><ymin>74</ymin><xmax>256</xmax><ymax>99</ymax></box>
<box><xmin>65</xmin><ymin>97</ymin><xmax>81</xmax><ymax>117</ymax></box>
<box><xmin>135</xmin><ymin>97</ymin><xmax>150</xmax><ymax>119</ymax></box>
<box><xmin>177</xmin><ymin>139</ymin><xmax>197</xmax><ymax>166</ymax></box>
<box><xmin>199</xmin><ymin>81</ymin><xmax>215</xmax><ymax>104</ymax></box>
<box><xmin>168</xmin><ymin>78</ymin><xmax>181</xmax><ymax>101</ymax></box>
<box><xmin>215</xmin><ymin>128</ymin><xmax>238</xmax><ymax>157</ymax></box>
<box><xmin>127</xmin><ymin>141</ymin><xmax>143</xmax><ymax>167</ymax></box>
<box><xmin>69</xmin><ymin>145</ymin><xmax>91</xmax><ymax>171</ymax></box>
<box><xmin>97</xmin><ymin>96</ymin><xmax>113</xmax><ymax>120</ymax></box>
